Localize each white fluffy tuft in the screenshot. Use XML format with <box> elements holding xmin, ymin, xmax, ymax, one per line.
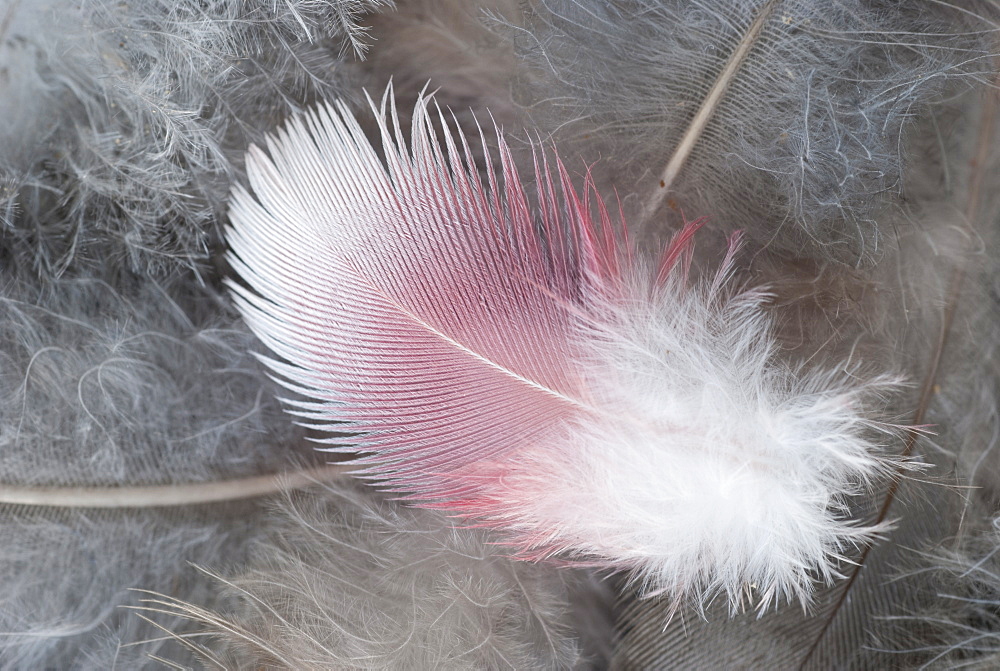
<box><xmin>489</xmin><ymin>268</ymin><xmax>903</xmax><ymax>613</ymax></box>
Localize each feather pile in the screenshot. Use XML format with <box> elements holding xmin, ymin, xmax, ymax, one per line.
<box><xmin>135</xmin><ymin>481</ymin><xmax>585</xmax><ymax>670</ymax></box>
<box><xmin>0</xmin><ymin>268</ymin><xmax>307</xmax><ymax>666</ymax></box>
<box><xmin>5</xmin><ymin>0</ymin><xmax>1000</xmax><ymax>668</ymax></box>
<box><xmin>0</xmin><ymin>0</ymin><xmax>381</xmax><ymax>277</ymax></box>
<box><xmin>0</xmin><ymin>0</ymin><xmax>365</xmax><ymax>666</ymax></box>
<box><xmin>512</xmin><ymin>0</ymin><xmax>994</xmax><ymax>264</ymax></box>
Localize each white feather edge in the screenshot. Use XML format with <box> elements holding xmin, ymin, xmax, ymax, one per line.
<box><xmin>225</xmin><ymin>90</ymin><xmax>912</xmax><ymax>614</ymax></box>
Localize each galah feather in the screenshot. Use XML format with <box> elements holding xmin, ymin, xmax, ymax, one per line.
<box><xmin>225</xmin><ymin>91</ymin><xmax>900</xmax><ymax>613</ymax></box>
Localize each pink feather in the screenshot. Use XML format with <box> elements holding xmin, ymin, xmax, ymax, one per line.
<box><xmin>227</xmin><ymin>91</ymin><xmax>901</xmax><ymax>612</ymax></box>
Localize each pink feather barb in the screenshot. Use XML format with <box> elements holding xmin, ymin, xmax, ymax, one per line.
<box><xmin>226</xmin><ymin>91</ymin><xmax>904</xmax><ymax>614</ymax></box>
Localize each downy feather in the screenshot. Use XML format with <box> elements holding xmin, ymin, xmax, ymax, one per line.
<box><xmin>511</xmin><ymin>0</ymin><xmax>995</xmax><ymax>264</ymax></box>
<box><xmin>0</xmin><ymin>0</ymin><xmax>387</xmax><ymax>279</ymax></box>
<box><xmin>0</xmin><ymin>266</ymin><xmax>318</xmax><ymax>668</ymax></box>
<box><xmin>138</xmin><ymin>481</ymin><xmax>586</xmax><ymax>670</ymax></box>
<box><xmin>226</xmin><ymin>91</ymin><xmax>902</xmax><ymax>613</ymax></box>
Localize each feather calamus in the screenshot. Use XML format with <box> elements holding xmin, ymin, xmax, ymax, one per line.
<box><xmin>226</xmin><ymin>92</ymin><xmax>902</xmax><ymax>612</ymax></box>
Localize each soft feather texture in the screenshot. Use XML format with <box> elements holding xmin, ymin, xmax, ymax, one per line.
<box><xmin>226</xmin><ymin>91</ymin><xmax>902</xmax><ymax>613</ymax></box>
<box><xmin>0</xmin><ymin>1</ymin><xmax>395</xmax><ymax>667</ymax></box>
<box><xmin>879</xmin><ymin>117</ymin><xmax>1000</xmax><ymax>666</ymax></box>
<box><xmin>511</xmin><ymin>0</ymin><xmax>994</xmax><ymax>264</ymax></box>
<box><xmin>891</xmin><ymin>515</ymin><xmax>1000</xmax><ymax>669</ymax></box>
<box><xmin>0</xmin><ymin>267</ymin><xmax>312</xmax><ymax>667</ymax></box>
<box><xmin>139</xmin><ymin>481</ymin><xmax>585</xmax><ymax>670</ymax></box>
<box><xmin>6</xmin><ymin>0</ymin><xmax>1000</xmax><ymax>666</ymax></box>
<box><xmin>0</xmin><ymin>0</ymin><xmax>382</xmax><ymax>278</ymax></box>
<box><xmin>0</xmin><ymin>274</ymin><xmax>299</xmax><ymax>487</ymax></box>
<box><xmin>363</xmin><ymin>0</ymin><xmax>521</xmax><ymax>155</ymax></box>
<box><xmin>608</xmin><ymin>63</ymin><xmax>1000</xmax><ymax>670</ymax></box>
<box><xmin>611</xmin><ymin>477</ymin><xmax>961</xmax><ymax>669</ymax></box>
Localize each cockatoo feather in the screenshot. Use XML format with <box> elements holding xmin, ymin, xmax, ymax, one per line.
<box><xmin>227</xmin><ymin>90</ymin><xmax>903</xmax><ymax>612</ymax></box>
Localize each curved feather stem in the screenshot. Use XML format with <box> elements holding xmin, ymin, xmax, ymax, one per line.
<box><xmin>799</xmin><ymin>79</ymin><xmax>1000</xmax><ymax>669</ymax></box>
<box><xmin>641</xmin><ymin>0</ymin><xmax>782</xmax><ymax>223</ymax></box>
<box><xmin>0</xmin><ymin>463</ymin><xmax>352</xmax><ymax>508</ymax></box>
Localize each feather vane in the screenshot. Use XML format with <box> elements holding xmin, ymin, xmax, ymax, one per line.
<box><xmin>227</xmin><ymin>92</ymin><xmax>901</xmax><ymax>611</ymax></box>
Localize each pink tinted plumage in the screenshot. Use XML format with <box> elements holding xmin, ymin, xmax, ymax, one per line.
<box><xmin>227</xmin><ymin>91</ymin><xmax>900</xmax><ymax>613</ymax></box>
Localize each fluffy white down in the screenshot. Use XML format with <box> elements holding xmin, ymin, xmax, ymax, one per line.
<box><xmin>493</xmin><ymin>282</ymin><xmax>900</xmax><ymax>613</ymax></box>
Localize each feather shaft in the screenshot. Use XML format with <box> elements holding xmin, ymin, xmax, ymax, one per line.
<box><xmin>0</xmin><ymin>464</ymin><xmax>351</xmax><ymax>508</ymax></box>
<box><xmin>642</xmin><ymin>0</ymin><xmax>781</xmax><ymax>221</ymax></box>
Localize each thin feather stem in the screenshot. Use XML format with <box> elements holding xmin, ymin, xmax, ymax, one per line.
<box><xmin>0</xmin><ymin>464</ymin><xmax>351</xmax><ymax>508</ymax></box>
<box><xmin>641</xmin><ymin>0</ymin><xmax>782</xmax><ymax>222</ymax></box>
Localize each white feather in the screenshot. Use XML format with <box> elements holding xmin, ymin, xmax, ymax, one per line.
<box><xmin>225</xmin><ymin>92</ymin><xmax>906</xmax><ymax>614</ymax></box>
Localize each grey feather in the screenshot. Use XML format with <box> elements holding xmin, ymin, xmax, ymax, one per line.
<box><xmin>0</xmin><ymin>267</ymin><xmax>315</xmax><ymax>668</ymax></box>
<box><xmin>136</xmin><ymin>481</ymin><xmax>588</xmax><ymax>670</ymax></box>
<box><xmin>0</xmin><ymin>0</ymin><xmax>393</xmax><ymax>667</ymax></box>
<box><xmin>0</xmin><ymin>142</ymin><xmax>321</xmax><ymax>671</ymax></box>
<box><xmin>510</xmin><ymin>0</ymin><xmax>995</xmax><ymax>264</ymax></box>
<box><xmin>0</xmin><ymin>0</ymin><xmax>382</xmax><ymax>278</ymax></box>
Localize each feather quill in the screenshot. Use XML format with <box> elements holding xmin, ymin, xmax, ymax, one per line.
<box><xmin>227</xmin><ymin>91</ymin><xmax>902</xmax><ymax>613</ymax></box>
